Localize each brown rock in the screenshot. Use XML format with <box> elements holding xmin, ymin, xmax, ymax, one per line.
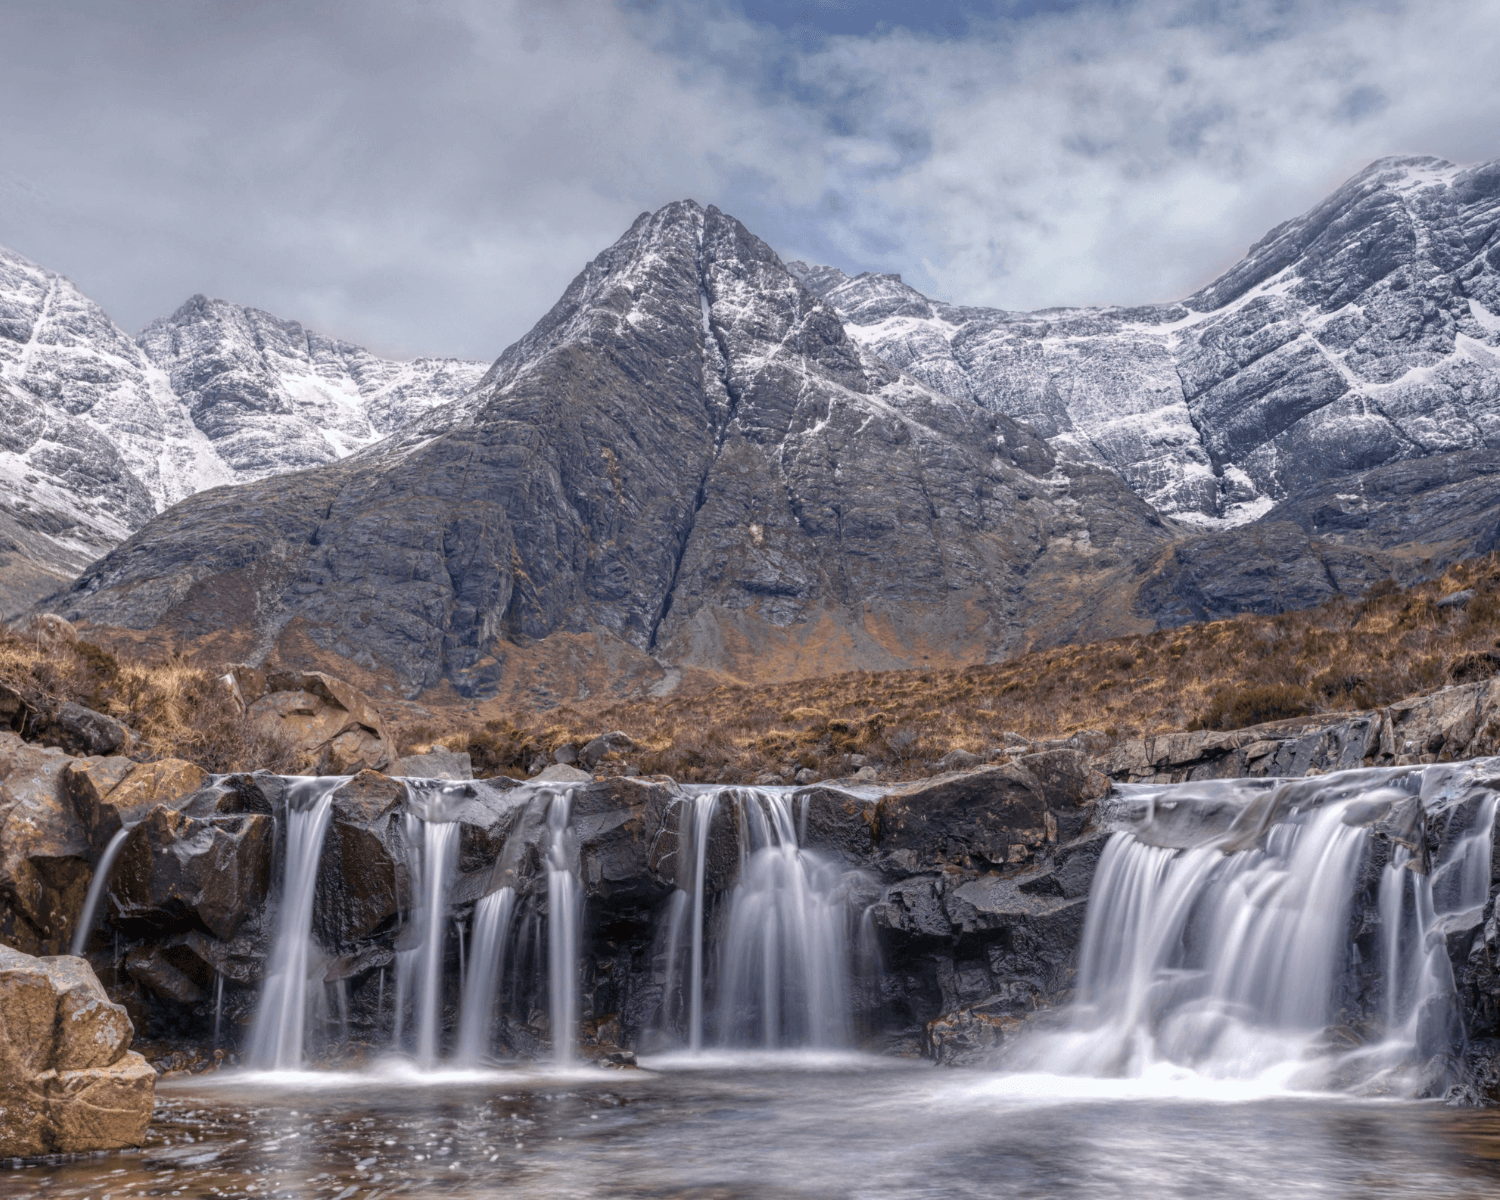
<box><xmin>65</xmin><ymin>757</ymin><xmax>208</xmax><ymax>851</ymax></box>
<box><xmin>248</xmin><ymin>671</ymin><xmax>395</xmax><ymax>774</ymax></box>
<box><xmin>0</xmin><ymin>733</ymin><xmax>90</xmax><ymax>955</ymax></box>
<box><xmin>111</xmin><ymin>804</ymin><xmax>273</xmax><ymax>941</ymax></box>
<box><xmin>0</xmin><ymin>945</ymin><xmax>154</xmax><ymax>1157</ymax></box>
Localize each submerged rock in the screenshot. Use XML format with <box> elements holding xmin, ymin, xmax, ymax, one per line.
<box><xmin>0</xmin><ymin>946</ymin><xmax>154</xmax><ymax>1157</ymax></box>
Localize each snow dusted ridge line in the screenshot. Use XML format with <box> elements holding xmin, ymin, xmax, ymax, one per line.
<box><xmin>0</xmin><ymin>243</ymin><xmax>487</xmax><ymax>612</ymax></box>
<box><xmin>792</xmin><ymin>155</ymin><xmax>1500</xmax><ymax>528</ymax></box>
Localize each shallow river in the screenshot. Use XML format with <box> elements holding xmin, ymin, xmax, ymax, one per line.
<box><xmin>8</xmin><ymin>1054</ymin><xmax>1500</xmax><ymax>1199</ymax></box>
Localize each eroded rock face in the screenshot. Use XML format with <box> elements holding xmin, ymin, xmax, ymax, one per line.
<box><xmin>313</xmin><ymin>771</ymin><xmax>407</xmax><ymax>948</ymax></box>
<box><xmin>1102</xmin><ymin>677</ymin><xmax>1500</xmax><ymax>784</ymax></box>
<box><xmin>0</xmin><ymin>733</ymin><xmax>90</xmax><ymax>955</ymax></box>
<box><xmin>0</xmin><ymin>240</ymin><xmax>484</xmax><ymax>616</ymax></box>
<box><xmin>0</xmin><ymin>946</ymin><xmax>154</xmax><ymax>1157</ymax></box>
<box><xmin>800</xmin><ymin>156</ymin><xmax>1500</xmax><ymax>526</ymax></box>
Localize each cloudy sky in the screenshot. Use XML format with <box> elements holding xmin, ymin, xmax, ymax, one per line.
<box><xmin>2</xmin><ymin>0</ymin><xmax>1498</xmax><ymax>360</ymax></box>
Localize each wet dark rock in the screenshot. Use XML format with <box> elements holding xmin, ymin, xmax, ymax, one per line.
<box><xmin>573</xmin><ymin>777</ymin><xmax>676</xmax><ymax>900</ymax></box>
<box><xmin>874</xmin><ymin>750</ymin><xmax>1106</xmax><ymax>871</ymax></box>
<box><xmin>124</xmin><ymin>945</ymin><xmax>204</xmax><ymax>1005</ymax></box>
<box><xmin>176</xmin><ymin>771</ymin><xmax>284</xmax><ymax>818</ymax></box>
<box><xmin>313</xmin><ymin>770</ymin><xmax>407</xmax><ymax>948</ymax></box>
<box><xmin>110</xmin><ymin>805</ymin><xmax>273</xmax><ymax>941</ymax></box>
<box><xmin>795</xmin><ymin>785</ymin><xmax>879</xmax><ymax>860</ymax></box>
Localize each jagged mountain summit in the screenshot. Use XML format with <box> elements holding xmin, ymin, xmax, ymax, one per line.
<box><xmin>54</xmin><ymin>201</ymin><xmax>1172</xmax><ymax>700</ymax></box>
<box><xmin>38</xmin><ymin>158</ymin><xmax>1500</xmax><ymax>706</ymax></box>
<box><xmin>0</xmin><ymin>244</ymin><xmax>486</xmax><ymax>612</ymax></box>
<box><xmin>791</xmin><ymin>155</ymin><xmax>1500</xmax><ymax>524</ymax></box>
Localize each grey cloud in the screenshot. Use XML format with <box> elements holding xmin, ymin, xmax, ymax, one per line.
<box><xmin>0</xmin><ymin>0</ymin><xmax>1495</xmax><ymax>362</ymax></box>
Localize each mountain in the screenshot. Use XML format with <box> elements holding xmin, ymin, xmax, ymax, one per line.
<box><xmin>791</xmin><ymin>156</ymin><xmax>1500</xmax><ymax>525</ymax></box>
<box><xmin>38</xmin><ymin>158</ymin><xmax>1500</xmax><ymax>708</ymax></box>
<box><xmin>51</xmin><ymin>202</ymin><xmax>1174</xmax><ymax>702</ymax></box>
<box><xmin>0</xmin><ymin>244</ymin><xmax>486</xmax><ymax>613</ymax></box>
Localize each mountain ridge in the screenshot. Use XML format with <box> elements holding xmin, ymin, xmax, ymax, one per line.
<box><xmin>22</xmin><ymin>155</ymin><xmax>1500</xmax><ymax>709</ymax></box>
<box><xmin>0</xmin><ymin>243</ymin><xmax>487</xmax><ymax>613</ymax></box>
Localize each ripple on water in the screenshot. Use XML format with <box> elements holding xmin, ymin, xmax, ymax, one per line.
<box><xmin>5</xmin><ymin>1063</ymin><xmax>1500</xmax><ymax>1199</ymax></box>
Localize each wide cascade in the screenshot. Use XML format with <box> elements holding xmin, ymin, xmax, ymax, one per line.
<box><xmin>653</xmin><ymin>786</ymin><xmax>877</xmax><ymax>1052</ymax></box>
<box><xmin>1020</xmin><ymin>766</ymin><xmax>1499</xmax><ymax>1093</ymax></box>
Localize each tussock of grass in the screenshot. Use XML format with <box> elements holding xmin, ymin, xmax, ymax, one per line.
<box><xmin>0</xmin><ymin>628</ymin><xmax>296</xmax><ymax>773</ymax></box>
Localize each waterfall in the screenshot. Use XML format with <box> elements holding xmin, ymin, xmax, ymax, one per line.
<box><xmin>70</xmin><ymin>825</ymin><xmax>131</xmax><ymax>956</ymax></box>
<box><xmin>1022</xmin><ymin>767</ymin><xmax>1499</xmax><ymax>1092</ymax></box>
<box><xmin>658</xmin><ymin>786</ymin><xmax>868</xmax><ymax>1051</ymax></box>
<box><xmin>246</xmin><ymin>778</ymin><xmax>340</xmax><ymax>1070</ymax></box>
<box><xmin>454</xmin><ymin>887</ymin><xmax>517</xmax><ymax>1064</ymax></box>
<box><xmin>545</xmin><ymin>788</ymin><xmax>581</xmax><ymax>1065</ymax></box>
<box><xmin>403</xmin><ymin>815</ymin><xmax>459</xmax><ymax>1067</ymax></box>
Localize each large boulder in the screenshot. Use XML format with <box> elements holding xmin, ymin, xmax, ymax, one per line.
<box><xmin>244</xmin><ymin>670</ymin><xmax>396</xmax><ymax>774</ymax></box>
<box><xmin>0</xmin><ymin>946</ymin><xmax>154</xmax><ymax>1157</ymax></box>
<box><xmin>0</xmin><ymin>733</ymin><xmax>90</xmax><ymax>955</ymax></box>
<box><xmin>110</xmin><ymin>804</ymin><xmax>274</xmax><ymax>941</ymax></box>
<box><xmin>64</xmin><ymin>757</ymin><xmax>209</xmax><ymax>851</ymax></box>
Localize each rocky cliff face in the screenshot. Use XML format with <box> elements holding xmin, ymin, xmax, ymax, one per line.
<box><xmin>793</xmin><ymin>156</ymin><xmax>1500</xmax><ymax>525</ymax></box>
<box><xmin>0</xmin><ymin>244</ymin><xmax>485</xmax><ymax>614</ymax></box>
<box><xmin>53</xmin><ymin>202</ymin><xmax>1173</xmax><ymax>700</ymax></box>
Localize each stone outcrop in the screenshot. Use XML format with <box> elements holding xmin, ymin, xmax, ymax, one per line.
<box><xmin>1102</xmin><ymin>677</ymin><xmax>1500</xmax><ymax>783</ymax></box>
<box><xmin>237</xmin><ymin>669</ymin><xmax>395</xmax><ymax>774</ymax></box>
<box><xmin>64</xmin><ymin>757</ymin><xmax>208</xmax><ymax>851</ymax></box>
<box><xmin>0</xmin><ymin>946</ymin><xmax>154</xmax><ymax>1157</ymax></box>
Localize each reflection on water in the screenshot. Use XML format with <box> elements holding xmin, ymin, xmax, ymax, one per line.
<box><xmin>6</xmin><ymin>1058</ymin><xmax>1500</xmax><ymax>1199</ymax></box>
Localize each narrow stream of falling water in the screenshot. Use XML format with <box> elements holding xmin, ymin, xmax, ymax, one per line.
<box><xmin>545</xmin><ymin>788</ymin><xmax>581</xmax><ymax>1065</ymax></box>
<box><xmin>245</xmin><ymin>778</ymin><xmax>340</xmax><ymax>1070</ymax></box>
<box><xmin>69</xmin><ymin>825</ymin><xmax>130</xmax><ymax>956</ymax></box>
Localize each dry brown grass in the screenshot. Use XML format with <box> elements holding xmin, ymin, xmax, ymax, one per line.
<box><xmin>423</xmin><ymin>556</ymin><xmax>1500</xmax><ymax>783</ymax></box>
<box><xmin>0</xmin><ymin>627</ymin><xmax>297</xmax><ymax>773</ymax></box>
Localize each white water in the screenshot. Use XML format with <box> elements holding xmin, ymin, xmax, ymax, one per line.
<box><xmin>1020</xmin><ymin>768</ymin><xmax>1498</xmax><ymax>1094</ymax></box>
<box><xmin>403</xmin><ymin>815</ymin><xmax>459</xmax><ymax>1068</ymax></box>
<box><xmin>69</xmin><ymin>825</ymin><xmax>130</xmax><ymax>956</ymax></box>
<box><xmin>246</xmin><ymin>779</ymin><xmax>340</xmax><ymax>1070</ymax></box>
<box><xmin>545</xmin><ymin>788</ymin><xmax>581</xmax><ymax>1066</ymax></box>
<box><xmin>454</xmin><ymin>887</ymin><xmax>516</xmax><ymax>1063</ymax></box>
<box><xmin>658</xmin><ymin>787</ymin><xmax>871</xmax><ymax>1051</ymax></box>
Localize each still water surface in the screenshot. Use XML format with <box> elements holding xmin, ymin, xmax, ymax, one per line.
<box><xmin>7</xmin><ymin>1055</ymin><xmax>1500</xmax><ymax>1199</ymax></box>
